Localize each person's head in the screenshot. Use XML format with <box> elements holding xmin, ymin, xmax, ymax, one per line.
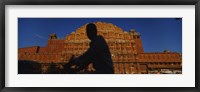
<box><xmin>86</xmin><ymin>23</ymin><xmax>97</xmax><ymax>41</ymax></box>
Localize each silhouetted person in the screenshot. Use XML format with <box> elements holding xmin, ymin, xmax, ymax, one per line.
<box><xmin>71</xmin><ymin>23</ymin><xmax>114</xmax><ymax>74</ymax></box>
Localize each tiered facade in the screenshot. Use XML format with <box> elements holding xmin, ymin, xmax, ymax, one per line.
<box><xmin>18</xmin><ymin>22</ymin><xmax>182</xmax><ymax>74</ymax></box>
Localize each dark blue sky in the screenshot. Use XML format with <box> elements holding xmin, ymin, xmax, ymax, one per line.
<box><xmin>18</xmin><ymin>18</ymin><xmax>182</xmax><ymax>53</ymax></box>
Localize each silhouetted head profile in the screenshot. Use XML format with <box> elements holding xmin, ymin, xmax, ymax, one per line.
<box><xmin>86</xmin><ymin>23</ymin><xmax>97</xmax><ymax>41</ymax></box>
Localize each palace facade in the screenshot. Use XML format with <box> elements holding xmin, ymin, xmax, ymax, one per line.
<box><xmin>18</xmin><ymin>22</ymin><xmax>182</xmax><ymax>74</ymax></box>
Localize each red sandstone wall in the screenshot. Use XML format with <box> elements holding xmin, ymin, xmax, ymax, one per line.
<box><xmin>135</xmin><ymin>38</ymin><xmax>144</xmax><ymax>53</ymax></box>
<box><xmin>18</xmin><ymin>39</ymin><xmax>65</xmax><ymax>63</ymax></box>
<box><xmin>137</xmin><ymin>53</ymin><xmax>182</xmax><ymax>62</ymax></box>
<box><xmin>18</xmin><ymin>46</ymin><xmax>39</xmax><ymax>53</ymax></box>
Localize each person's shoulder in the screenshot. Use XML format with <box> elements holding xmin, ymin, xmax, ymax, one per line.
<box><xmin>97</xmin><ymin>35</ymin><xmax>104</xmax><ymax>39</ymax></box>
